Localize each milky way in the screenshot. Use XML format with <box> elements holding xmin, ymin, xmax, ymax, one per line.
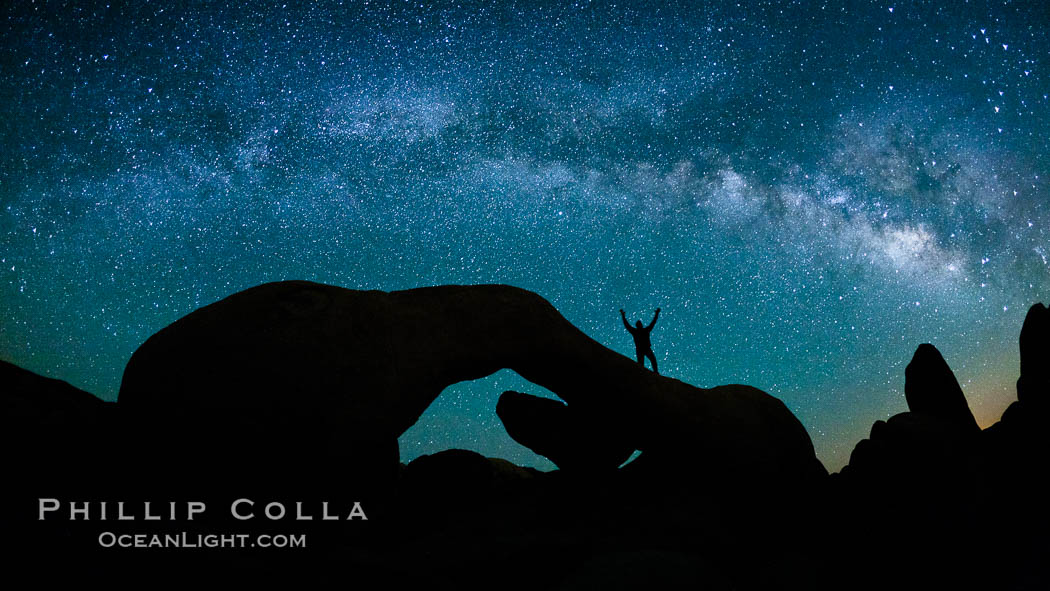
<box><xmin>2</xmin><ymin>2</ymin><xmax>1048</xmax><ymax>470</ymax></box>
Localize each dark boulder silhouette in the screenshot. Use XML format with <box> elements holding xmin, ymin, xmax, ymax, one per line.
<box><xmin>0</xmin><ymin>361</ymin><xmax>121</xmax><ymax>587</ymax></box>
<box><xmin>904</xmin><ymin>343</ymin><xmax>980</xmax><ymax>432</ymax></box>
<box><xmin>0</xmin><ymin>359</ymin><xmax>117</xmax><ymax>491</ymax></box>
<box><xmin>827</xmin><ymin>305</ymin><xmax>1050</xmax><ymax>590</ymax></box>
<box><xmin>839</xmin><ymin>343</ymin><xmax>979</xmax><ymax>485</ymax></box>
<box><xmin>0</xmin><ymin>358</ymin><xmax>109</xmax><ymax>420</ymax></box>
<box><xmin>971</xmin><ymin>304</ymin><xmax>1050</xmax><ymax>591</ymax></box>
<box><xmin>1016</xmin><ymin>302</ymin><xmax>1049</xmax><ymax>405</ymax></box>
<box><xmin>10</xmin><ymin>281</ymin><xmax>1050</xmax><ymax>589</ymax></box>
<box><xmin>496</xmin><ymin>390</ymin><xmax>635</xmax><ymax>472</ymax></box>
<box><xmin>398</xmin><ymin>448</ymin><xmax>547</xmax><ymax>520</ymax></box>
<box><xmin>979</xmin><ymin>303</ymin><xmax>1050</xmax><ymax>505</ymax></box>
<box><xmin>402</xmin><ymin>448</ymin><xmax>543</xmax><ymax>495</ymax></box>
<box><xmin>983</xmin><ymin>304</ymin><xmax>1050</xmax><ymax>437</ymax></box>
<box><xmin>118</xmin><ymin>280</ymin><xmax>825</xmax><ymax>489</ymax></box>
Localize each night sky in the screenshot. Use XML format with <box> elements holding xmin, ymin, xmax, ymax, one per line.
<box><xmin>2</xmin><ymin>1</ymin><xmax>1048</xmax><ymax>471</ymax></box>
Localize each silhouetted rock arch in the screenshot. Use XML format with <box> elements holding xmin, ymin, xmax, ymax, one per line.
<box><xmin>118</xmin><ymin>280</ymin><xmax>825</xmax><ymax>487</ymax></box>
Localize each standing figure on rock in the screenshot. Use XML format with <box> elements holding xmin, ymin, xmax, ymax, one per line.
<box><xmin>620</xmin><ymin>308</ymin><xmax>660</xmax><ymax>374</ymax></box>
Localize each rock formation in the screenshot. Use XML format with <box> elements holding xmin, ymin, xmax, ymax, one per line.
<box><xmin>840</xmin><ymin>343</ymin><xmax>980</xmax><ymax>483</ymax></box>
<box><xmin>1</xmin><ymin>358</ymin><xmax>109</xmax><ymax>427</ymax></box>
<box><xmin>400</xmin><ymin>448</ymin><xmax>545</xmax><ymax>508</ymax></box>
<box><xmin>117</xmin><ymin>280</ymin><xmax>825</xmax><ymax>487</ymax></box>
<box><xmin>4</xmin><ymin>293</ymin><xmax>1050</xmax><ymax>589</ymax></box>
<box><xmin>1</xmin><ymin>361</ymin><xmax>119</xmax><ymax>587</ymax></box>
<box><xmin>0</xmin><ymin>359</ymin><xmax>115</xmax><ymax>482</ymax></box>
<box><xmin>980</xmin><ymin>303</ymin><xmax>1050</xmax><ymax>514</ymax></box>
<box><xmin>904</xmin><ymin>343</ymin><xmax>980</xmax><ymax>432</ymax></box>
<box><xmin>1016</xmin><ymin>302</ymin><xmax>1049</xmax><ymax>405</ymax></box>
<box><xmin>827</xmin><ymin>304</ymin><xmax>1050</xmax><ymax>591</ymax></box>
<box><xmin>496</xmin><ymin>390</ymin><xmax>635</xmax><ymax>472</ymax></box>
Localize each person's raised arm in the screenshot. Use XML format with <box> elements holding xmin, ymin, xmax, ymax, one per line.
<box><xmin>620</xmin><ymin>309</ymin><xmax>633</xmax><ymax>332</ymax></box>
<box><xmin>647</xmin><ymin>308</ymin><xmax>661</xmax><ymax>330</ymax></box>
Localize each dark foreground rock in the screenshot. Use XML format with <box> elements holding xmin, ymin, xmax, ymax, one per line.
<box><xmin>117</xmin><ymin>280</ymin><xmax>825</xmax><ymax>492</ymax></box>
<box><xmin>841</xmin><ymin>343</ymin><xmax>980</xmax><ymax>487</ymax></box>
<box><xmin>496</xmin><ymin>390</ymin><xmax>635</xmax><ymax>472</ymax></box>
<box><xmin>904</xmin><ymin>343</ymin><xmax>980</xmax><ymax>431</ymax></box>
<box><xmin>829</xmin><ymin>303</ymin><xmax>1050</xmax><ymax>590</ymax></box>
<box><xmin>0</xmin><ymin>361</ymin><xmax>119</xmax><ymax>587</ymax></box>
<box><xmin>1016</xmin><ymin>302</ymin><xmax>1050</xmax><ymax>404</ymax></box>
<box><xmin>401</xmin><ymin>448</ymin><xmax>545</xmax><ymax>502</ymax></box>
<box><xmin>0</xmin><ymin>359</ymin><xmax>117</xmax><ymax>493</ymax></box>
<box><xmin>5</xmin><ymin>290</ymin><xmax>1050</xmax><ymax>589</ymax></box>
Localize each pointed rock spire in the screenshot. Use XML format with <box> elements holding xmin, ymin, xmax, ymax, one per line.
<box><xmin>1017</xmin><ymin>303</ymin><xmax>1049</xmax><ymax>404</ymax></box>
<box><xmin>904</xmin><ymin>343</ymin><xmax>979</xmax><ymax>432</ymax></box>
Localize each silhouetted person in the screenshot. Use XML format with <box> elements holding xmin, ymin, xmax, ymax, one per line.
<box><xmin>621</xmin><ymin>308</ymin><xmax>660</xmax><ymax>374</ymax></box>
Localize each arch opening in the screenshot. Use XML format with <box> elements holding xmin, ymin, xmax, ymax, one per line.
<box><xmin>397</xmin><ymin>369</ymin><xmax>561</xmax><ymax>470</ymax></box>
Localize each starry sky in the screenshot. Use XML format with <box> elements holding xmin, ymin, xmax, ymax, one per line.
<box><xmin>2</xmin><ymin>1</ymin><xmax>1048</xmax><ymax>471</ymax></box>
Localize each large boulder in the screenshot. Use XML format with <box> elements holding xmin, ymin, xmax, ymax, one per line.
<box><xmin>400</xmin><ymin>449</ymin><xmax>544</xmax><ymax>506</ymax></box>
<box><xmin>118</xmin><ymin>280</ymin><xmax>824</xmax><ymax>487</ymax></box>
<box><xmin>1017</xmin><ymin>303</ymin><xmax>1049</xmax><ymax>405</ymax></box>
<box><xmin>0</xmin><ymin>359</ymin><xmax>115</xmax><ymax>482</ymax></box>
<box><xmin>1</xmin><ymin>359</ymin><xmax>110</xmax><ymax>432</ymax></box>
<box><xmin>496</xmin><ymin>390</ymin><xmax>635</xmax><ymax>472</ymax></box>
<box><xmin>0</xmin><ymin>361</ymin><xmax>119</xmax><ymax>583</ymax></box>
<box><xmin>840</xmin><ymin>343</ymin><xmax>979</xmax><ymax>485</ymax></box>
<box><xmin>904</xmin><ymin>344</ymin><xmax>980</xmax><ymax>432</ymax></box>
<box><xmin>980</xmin><ymin>302</ymin><xmax>1050</xmax><ymax>508</ymax></box>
